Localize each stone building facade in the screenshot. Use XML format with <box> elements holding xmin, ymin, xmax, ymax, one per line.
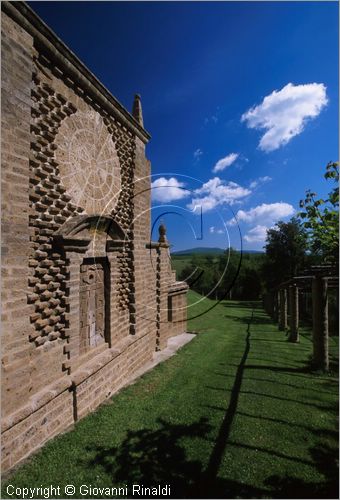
<box><xmin>1</xmin><ymin>2</ymin><xmax>188</xmax><ymax>472</ymax></box>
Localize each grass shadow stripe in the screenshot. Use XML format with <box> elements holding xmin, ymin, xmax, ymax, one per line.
<box><xmin>194</xmin><ymin>309</ymin><xmax>254</xmax><ymax>497</ymax></box>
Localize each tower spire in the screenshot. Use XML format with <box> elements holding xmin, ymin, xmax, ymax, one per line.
<box><xmin>132</xmin><ymin>93</ymin><xmax>144</xmax><ymax>127</ymax></box>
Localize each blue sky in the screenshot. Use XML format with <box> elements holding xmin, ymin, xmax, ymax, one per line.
<box><xmin>29</xmin><ymin>1</ymin><xmax>339</xmax><ymax>252</ymax></box>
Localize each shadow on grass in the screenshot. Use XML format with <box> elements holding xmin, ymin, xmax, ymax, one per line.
<box><xmin>224</xmin><ymin>313</ymin><xmax>274</xmax><ymax>326</ymax></box>
<box><xmin>222</xmin><ymin>301</ymin><xmax>261</xmax><ymax>310</ymax></box>
<box><xmin>235</xmin><ymin>411</ymin><xmax>339</xmax><ymax>437</ymax></box>
<box><xmin>246</xmin><ymin>362</ymin><xmax>340</xmax><ymax>380</ymax></box>
<box><xmin>191</xmin><ymin>310</ymin><xmax>254</xmax><ymax>498</ymax></box>
<box><xmin>265</xmin><ymin>442</ymin><xmax>339</xmax><ymax>499</ymax></box>
<box><xmin>82</xmin><ymin>406</ymin><xmax>338</xmax><ymax>499</ymax></box>
<box><xmin>244</xmin><ymin>364</ymin><xmax>312</xmax><ymax>375</ymax></box>
<box><xmin>83</xmin><ymin>310</ymin><xmax>256</xmax><ymax>498</ymax></box>
<box><xmin>82</xmin><ymin>307</ymin><xmax>338</xmax><ymax>499</ymax></box>
<box><xmin>82</xmin><ymin>417</ymin><xmax>269</xmax><ymax>498</ymax></box>
<box><xmin>84</xmin><ymin>418</ymin><xmax>211</xmax><ymax>497</ymax></box>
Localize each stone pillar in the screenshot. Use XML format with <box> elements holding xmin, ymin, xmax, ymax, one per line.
<box><xmin>312</xmin><ymin>276</ymin><xmax>329</xmax><ymax>371</ymax></box>
<box><xmin>288</xmin><ymin>285</ymin><xmax>299</xmax><ymax>342</ymax></box>
<box><xmin>279</xmin><ymin>288</ymin><xmax>288</xmax><ymax>331</ymax></box>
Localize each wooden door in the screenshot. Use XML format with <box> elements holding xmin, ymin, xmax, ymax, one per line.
<box><xmin>79</xmin><ymin>260</ymin><xmax>105</xmax><ymax>353</ymax></box>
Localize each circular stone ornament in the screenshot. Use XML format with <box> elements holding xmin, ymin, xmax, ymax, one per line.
<box><xmin>55</xmin><ymin>110</ymin><xmax>121</xmax><ymax>214</ymax></box>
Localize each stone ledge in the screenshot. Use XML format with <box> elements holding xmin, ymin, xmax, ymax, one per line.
<box><xmin>145</xmin><ymin>241</ymin><xmax>170</xmax><ymax>250</ymax></box>
<box><xmin>1</xmin><ymin>331</ymin><xmax>194</xmax><ymax>474</ymax></box>
<box><xmin>168</xmin><ymin>280</ymin><xmax>189</xmax><ymax>295</ymax></box>
<box><xmin>1</xmin><ymin>375</ymin><xmax>71</xmax><ymax>433</ymax></box>
<box><xmin>1</xmin><ymin>329</ymin><xmax>151</xmax><ymax>433</ymax></box>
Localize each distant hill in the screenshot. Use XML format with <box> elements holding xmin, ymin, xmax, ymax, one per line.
<box><xmin>171</xmin><ymin>247</ymin><xmax>224</xmax><ymax>256</ymax></box>
<box><xmin>171</xmin><ymin>247</ymin><xmax>264</xmax><ymax>256</ymax></box>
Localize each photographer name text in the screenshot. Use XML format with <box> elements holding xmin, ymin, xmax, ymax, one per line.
<box><xmin>6</xmin><ymin>483</ymin><xmax>171</xmax><ymax>498</ymax></box>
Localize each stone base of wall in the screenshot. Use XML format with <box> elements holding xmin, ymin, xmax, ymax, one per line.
<box><xmin>1</xmin><ymin>331</ymin><xmax>156</xmax><ymax>472</ymax></box>
<box><xmin>165</xmin><ymin>283</ymin><xmax>188</xmax><ymax>346</ymax></box>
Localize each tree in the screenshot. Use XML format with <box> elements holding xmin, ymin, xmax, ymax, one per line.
<box><xmin>179</xmin><ymin>249</ymin><xmax>264</xmax><ymax>300</ymax></box>
<box><xmin>263</xmin><ymin>217</ymin><xmax>308</xmax><ymax>289</ymax></box>
<box><xmin>298</xmin><ymin>161</ymin><xmax>339</xmax><ymax>264</ymax></box>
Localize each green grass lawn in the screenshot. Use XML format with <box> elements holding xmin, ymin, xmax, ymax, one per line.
<box><xmin>2</xmin><ymin>291</ymin><xmax>338</xmax><ymax>499</ymax></box>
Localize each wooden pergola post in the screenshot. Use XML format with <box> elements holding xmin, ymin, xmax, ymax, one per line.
<box><xmin>288</xmin><ymin>285</ymin><xmax>299</xmax><ymax>342</ymax></box>
<box><xmin>279</xmin><ymin>288</ymin><xmax>287</xmax><ymax>331</ymax></box>
<box><xmin>312</xmin><ymin>276</ymin><xmax>329</xmax><ymax>372</ymax></box>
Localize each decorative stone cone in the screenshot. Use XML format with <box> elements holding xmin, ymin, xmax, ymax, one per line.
<box><xmin>132</xmin><ymin>94</ymin><xmax>144</xmax><ymax>127</ymax></box>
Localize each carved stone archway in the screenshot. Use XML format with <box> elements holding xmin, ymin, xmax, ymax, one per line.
<box><xmin>52</xmin><ymin>215</ymin><xmax>129</xmax><ymax>371</ymax></box>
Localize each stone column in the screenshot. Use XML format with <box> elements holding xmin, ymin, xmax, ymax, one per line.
<box><xmin>279</xmin><ymin>288</ymin><xmax>288</xmax><ymax>331</ymax></box>
<box><xmin>312</xmin><ymin>276</ymin><xmax>329</xmax><ymax>371</ymax></box>
<box><xmin>288</xmin><ymin>285</ymin><xmax>299</xmax><ymax>342</ymax></box>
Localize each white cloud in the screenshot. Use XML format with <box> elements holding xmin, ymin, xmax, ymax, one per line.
<box><xmin>244</xmin><ymin>225</ymin><xmax>269</xmax><ymax>243</ymax></box>
<box><xmin>229</xmin><ymin>202</ymin><xmax>294</xmax><ymax>226</ymax></box>
<box><xmin>241</xmin><ymin>82</ymin><xmax>328</xmax><ymax>151</ymax></box>
<box><xmin>193</xmin><ymin>148</ymin><xmax>203</xmax><ymax>161</ymax></box>
<box><xmin>209</xmin><ymin>226</ymin><xmax>224</xmax><ymax>234</ymax></box>
<box><xmin>213</xmin><ymin>153</ymin><xmax>239</xmax><ymax>173</ymax></box>
<box><xmin>249</xmin><ymin>176</ymin><xmax>272</xmax><ymax>189</ymax></box>
<box><xmin>187</xmin><ymin>177</ymin><xmax>251</xmax><ymax>213</ymax></box>
<box><xmin>151</xmin><ymin>177</ymin><xmax>190</xmax><ymax>203</ymax></box>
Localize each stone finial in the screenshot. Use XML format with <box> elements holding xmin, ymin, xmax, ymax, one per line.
<box><xmin>132</xmin><ymin>94</ymin><xmax>144</xmax><ymax>127</ymax></box>
<box><xmin>158</xmin><ymin>222</ymin><xmax>167</xmax><ymax>243</ymax></box>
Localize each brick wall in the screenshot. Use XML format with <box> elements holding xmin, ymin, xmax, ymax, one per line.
<box><xmin>1</xmin><ymin>3</ymin><xmax>188</xmax><ymax>473</ymax></box>
<box><xmin>1</xmin><ymin>10</ymin><xmax>37</xmax><ymax>418</ymax></box>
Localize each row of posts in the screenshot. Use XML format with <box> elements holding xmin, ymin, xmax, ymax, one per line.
<box><xmin>264</xmin><ymin>276</ymin><xmax>330</xmax><ymax>372</ymax></box>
